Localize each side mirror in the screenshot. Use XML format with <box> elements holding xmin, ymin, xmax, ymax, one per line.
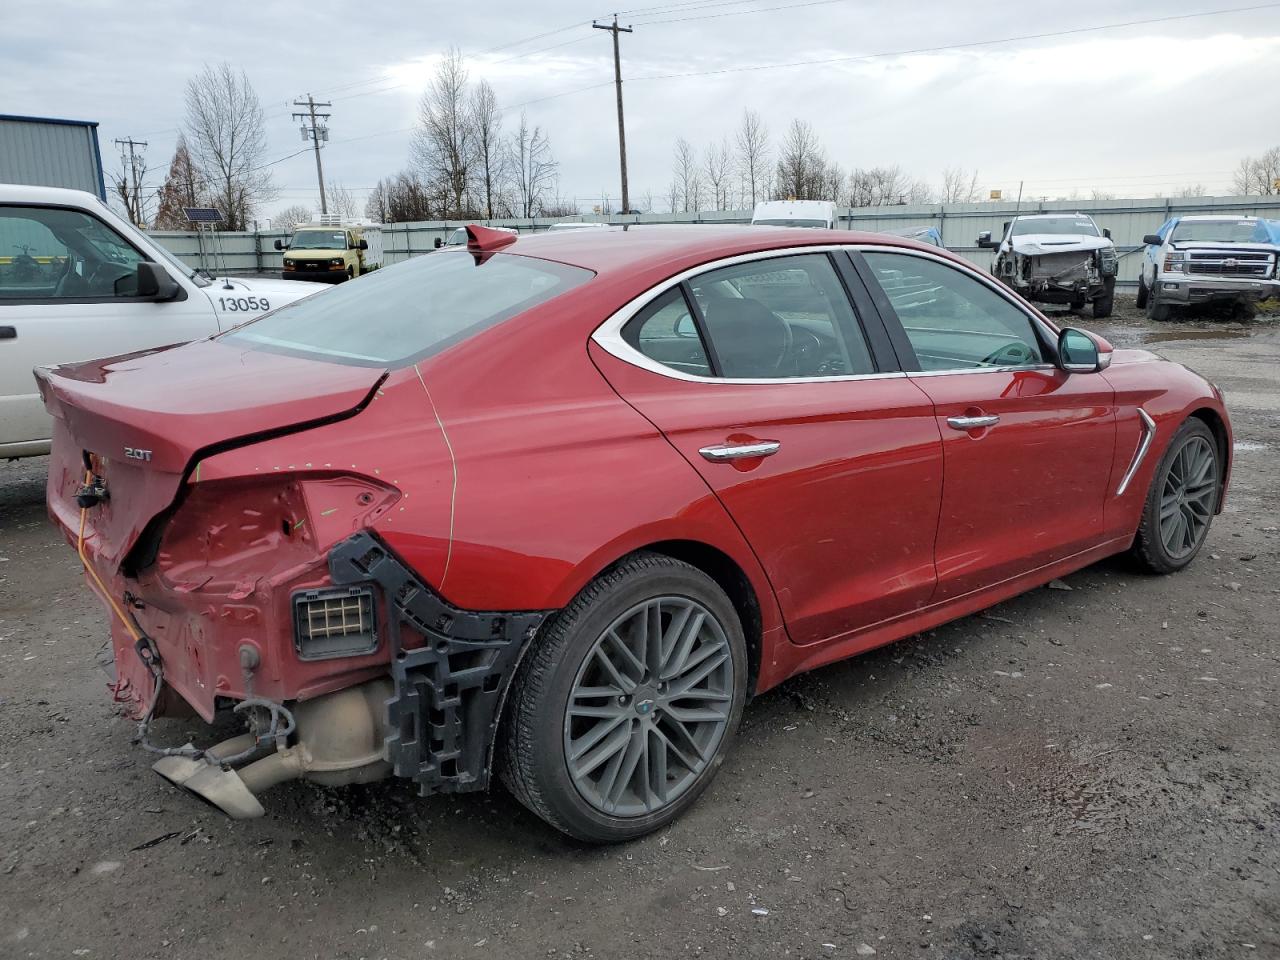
<box><xmin>1058</xmin><ymin>327</ymin><xmax>1112</xmax><ymax>373</ymax></box>
<box><xmin>977</xmin><ymin>231</ymin><xmax>996</xmax><ymax>249</ymax></box>
<box><xmin>135</xmin><ymin>261</ymin><xmax>180</xmax><ymax>301</ymax></box>
<box><xmin>359</xmin><ymin>238</ymin><xmax>369</xmax><ymax>250</ymax></box>
<box><xmin>1103</xmin><ymin>228</ymin><xmax>1112</xmax><ymax>240</ymax></box>
<box><xmin>433</xmin><ymin>237</ymin><xmax>443</xmax><ymax>249</ymax></box>
<box><xmin>1142</xmin><ymin>234</ymin><xmax>1162</xmax><ymax>246</ymax></box>
<box><xmin>273</xmin><ymin>239</ymin><xmax>284</xmax><ymax>251</ymax></box>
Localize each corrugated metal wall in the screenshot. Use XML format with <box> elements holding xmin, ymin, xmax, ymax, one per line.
<box><xmin>148</xmin><ymin>194</ymin><xmax>1280</xmax><ymax>283</ymax></box>
<box><xmin>0</xmin><ymin>116</ymin><xmax>105</xmax><ymax>199</ymax></box>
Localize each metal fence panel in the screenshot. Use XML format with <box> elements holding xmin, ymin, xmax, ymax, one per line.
<box><xmin>147</xmin><ymin>195</ymin><xmax>1280</xmax><ymax>286</ymax></box>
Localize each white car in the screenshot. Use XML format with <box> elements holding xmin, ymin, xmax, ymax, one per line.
<box><xmin>1137</xmin><ymin>215</ymin><xmax>1280</xmax><ymax>320</ymax></box>
<box><xmin>978</xmin><ymin>213</ymin><xmax>1117</xmax><ymax>318</ymax></box>
<box><xmin>751</xmin><ymin>200</ymin><xmax>837</xmax><ymax>229</ymax></box>
<box><xmin>0</xmin><ymin>184</ymin><xmax>325</xmax><ymax>458</ymax></box>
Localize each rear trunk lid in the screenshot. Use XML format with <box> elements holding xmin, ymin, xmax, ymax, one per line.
<box><xmin>39</xmin><ymin>338</ymin><xmax>385</xmax><ymax>568</ymax></box>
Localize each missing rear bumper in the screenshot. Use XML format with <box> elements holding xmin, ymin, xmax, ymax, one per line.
<box><xmin>328</xmin><ymin>531</ymin><xmax>551</xmax><ymax>795</ymax></box>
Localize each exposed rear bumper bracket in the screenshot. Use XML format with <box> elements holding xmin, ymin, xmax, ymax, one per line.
<box><xmin>328</xmin><ymin>531</ymin><xmax>550</xmax><ymax>795</ymax></box>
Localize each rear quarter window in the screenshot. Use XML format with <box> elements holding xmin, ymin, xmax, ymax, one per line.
<box><xmin>224</xmin><ymin>251</ymin><xmax>593</xmax><ymax>366</ymax></box>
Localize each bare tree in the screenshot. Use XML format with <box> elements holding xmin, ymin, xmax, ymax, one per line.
<box><xmin>1175</xmin><ymin>183</ymin><xmax>1208</xmax><ymax>198</ymax></box>
<box><xmin>774</xmin><ymin>119</ymin><xmax>828</xmax><ymax>200</ymax></box>
<box><xmin>469</xmin><ymin>79</ymin><xmax>507</xmax><ymax>219</ymax></box>
<box><xmin>703</xmin><ymin>138</ymin><xmax>732</xmax><ymax>211</ymax></box>
<box><xmin>368</xmin><ymin>170</ymin><xmax>435</xmax><ymax>222</ymax></box>
<box><xmin>272</xmin><ymin>204</ymin><xmax>313</xmax><ymax>232</ymax></box>
<box><xmin>1232</xmin><ymin>147</ymin><xmax>1280</xmax><ymax>195</ymax></box>
<box><xmin>412</xmin><ymin>47</ymin><xmax>475</xmax><ymax>217</ymax></box>
<box><xmin>153</xmin><ymin>137</ymin><xmax>205</xmax><ymax>230</ymax></box>
<box><xmin>846</xmin><ymin>165</ymin><xmax>931</xmax><ymax>207</ymax></box>
<box><xmin>734</xmin><ymin>109</ymin><xmax>770</xmax><ymax>209</ymax></box>
<box><xmin>1089</xmin><ymin>188</ymin><xmax>1116</xmax><ymax>201</ymax></box>
<box><xmin>673</xmin><ymin>138</ymin><xmax>702</xmax><ymax>212</ymax></box>
<box><xmin>508</xmin><ymin>111</ymin><xmax>558</xmax><ymax>217</ymax></box>
<box><xmin>323</xmin><ymin>182</ymin><xmax>358</xmax><ymax>220</ymax></box>
<box><xmin>665</xmin><ymin>178</ymin><xmax>682</xmax><ymax>215</ymax></box>
<box><xmin>940</xmin><ymin>166</ymin><xmax>980</xmax><ymax>203</ymax></box>
<box><xmin>183</xmin><ymin>63</ymin><xmax>275</xmax><ymax>230</ymax></box>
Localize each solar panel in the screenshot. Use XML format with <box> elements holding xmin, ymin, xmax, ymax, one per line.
<box><xmin>183</xmin><ymin>207</ymin><xmax>224</xmax><ymax>224</ymax></box>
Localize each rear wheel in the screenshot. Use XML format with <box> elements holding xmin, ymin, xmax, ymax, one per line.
<box><xmin>1135</xmin><ymin>273</ymin><xmax>1149</xmax><ymax>309</ymax></box>
<box><xmin>1131</xmin><ymin>418</ymin><xmax>1220</xmax><ymax>574</ymax></box>
<box><xmin>499</xmin><ymin>553</ymin><xmax>747</xmax><ymax>843</ymax></box>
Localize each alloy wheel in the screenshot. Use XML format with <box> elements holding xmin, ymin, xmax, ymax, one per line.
<box><xmin>1158</xmin><ymin>435</ymin><xmax>1218</xmax><ymax>560</ymax></box>
<box><xmin>563</xmin><ymin>596</ymin><xmax>734</xmax><ymax>818</ymax></box>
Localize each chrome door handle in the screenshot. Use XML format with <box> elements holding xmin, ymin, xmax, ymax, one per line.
<box><xmin>947</xmin><ymin>414</ymin><xmax>1000</xmax><ymax>430</ymax></box>
<box><xmin>699</xmin><ymin>441</ymin><xmax>780</xmax><ymax>462</ymax></box>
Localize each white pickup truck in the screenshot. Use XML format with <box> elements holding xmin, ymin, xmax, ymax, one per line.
<box><xmin>1137</xmin><ymin>214</ymin><xmax>1280</xmax><ymax>320</ymax></box>
<box><xmin>0</xmin><ymin>184</ymin><xmax>325</xmax><ymax>458</ymax></box>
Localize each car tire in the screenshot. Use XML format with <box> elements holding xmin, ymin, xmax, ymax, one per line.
<box><xmin>1092</xmin><ymin>277</ymin><xmax>1115</xmax><ymax>319</ymax></box>
<box><xmin>499</xmin><ymin>552</ymin><xmax>748</xmax><ymax>844</ymax></box>
<box><xmin>345</xmin><ymin>267</ymin><xmax>355</xmax><ymax>282</ymax></box>
<box><xmin>1135</xmin><ymin>273</ymin><xmax>1149</xmax><ymax>309</ymax></box>
<box><xmin>1146</xmin><ymin>288</ymin><xmax>1172</xmax><ymax>322</ymax></box>
<box><xmin>1130</xmin><ymin>417</ymin><xmax>1220</xmax><ymax>575</ymax></box>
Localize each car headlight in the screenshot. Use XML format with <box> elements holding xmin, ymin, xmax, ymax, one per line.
<box><xmin>330</xmin><ymin>258</ymin><xmax>345</xmax><ymax>267</ymax></box>
<box><xmin>1163</xmin><ymin>252</ymin><xmax>1185</xmax><ymax>272</ymax></box>
<box><xmin>283</xmin><ymin>259</ymin><xmax>295</xmax><ymax>269</ymax></box>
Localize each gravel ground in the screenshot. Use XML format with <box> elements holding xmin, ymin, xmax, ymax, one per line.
<box><xmin>1</xmin><ymin>296</ymin><xmax>1277</xmax><ymax>960</ymax></box>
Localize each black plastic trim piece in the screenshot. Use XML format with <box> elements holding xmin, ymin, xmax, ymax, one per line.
<box><xmin>328</xmin><ymin>530</ymin><xmax>551</xmax><ymax>795</ymax></box>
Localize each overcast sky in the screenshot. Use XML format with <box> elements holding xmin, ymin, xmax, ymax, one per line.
<box><xmin>6</xmin><ymin>0</ymin><xmax>1280</xmax><ymax>218</ymax></box>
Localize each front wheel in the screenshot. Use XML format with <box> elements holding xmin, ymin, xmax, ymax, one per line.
<box><xmin>1135</xmin><ymin>273</ymin><xmax>1149</xmax><ymax>309</ymax></box>
<box><xmin>499</xmin><ymin>553</ymin><xmax>748</xmax><ymax>843</ymax></box>
<box><xmin>1131</xmin><ymin>418</ymin><xmax>1220</xmax><ymax>574</ymax></box>
<box><xmin>1093</xmin><ymin>277</ymin><xmax>1115</xmax><ymax>319</ymax></box>
<box><xmin>1146</xmin><ymin>287</ymin><xmax>1172</xmax><ymax>321</ymax></box>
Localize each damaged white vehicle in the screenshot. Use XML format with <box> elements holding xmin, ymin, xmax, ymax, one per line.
<box><xmin>979</xmin><ymin>213</ymin><xmax>1117</xmax><ymax>318</ymax></box>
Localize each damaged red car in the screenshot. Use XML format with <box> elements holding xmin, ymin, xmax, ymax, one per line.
<box><xmin>40</xmin><ymin>225</ymin><xmax>1231</xmax><ymax>843</ymax></box>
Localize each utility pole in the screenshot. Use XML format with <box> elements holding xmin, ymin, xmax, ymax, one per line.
<box><xmin>113</xmin><ymin>136</ymin><xmax>148</xmax><ymax>226</ymax></box>
<box><xmin>292</xmin><ymin>94</ymin><xmax>332</xmax><ymax>214</ymax></box>
<box><xmin>594</xmin><ymin>15</ymin><xmax>633</xmax><ymax>215</ymax></box>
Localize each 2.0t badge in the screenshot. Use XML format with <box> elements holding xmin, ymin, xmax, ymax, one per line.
<box><xmin>124</xmin><ymin>447</ymin><xmax>153</xmax><ymax>462</ymax></box>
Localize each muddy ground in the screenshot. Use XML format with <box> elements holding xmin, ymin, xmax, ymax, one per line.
<box><xmin>1</xmin><ymin>295</ymin><xmax>1277</xmax><ymax>960</ymax></box>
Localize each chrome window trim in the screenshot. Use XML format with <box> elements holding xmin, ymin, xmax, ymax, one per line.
<box><xmin>849</xmin><ymin>243</ymin><xmax>1063</xmax><ymax>373</ymax></box>
<box><xmin>1116</xmin><ymin>409</ymin><xmax>1157</xmax><ymax>496</ymax></box>
<box><xmin>590</xmin><ymin>245</ymin><xmax>906</xmax><ymax>385</ymax></box>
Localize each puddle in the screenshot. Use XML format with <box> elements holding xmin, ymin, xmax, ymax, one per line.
<box><xmin>1143</xmin><ymin>328</ymin><xmax>1257</xmax><ymax>344</ymax></box>
<box><xmin>1234</xmin><ymin>440</ymin><xmax>1267</xmax><ymax>452</ymax></box>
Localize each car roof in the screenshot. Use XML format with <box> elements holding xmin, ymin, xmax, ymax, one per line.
<box><xmin>0</xmin><ymin>182</ymin><xmax>103</xmax><ymax>205</ymax></box>
<box><xmin>1177</xmin><ymin>214</ymin><xmax>1256</xmax><ymax>221</ymax></box>
<box><xmin>494</xmin><ymin>223</ymin><xmax>931</xmax><ymax>275</ymax></box>
<box><xmin>1014</xmin><ymin>212</ymin><xmax>1093</xmax><ymax>220</ymax></box>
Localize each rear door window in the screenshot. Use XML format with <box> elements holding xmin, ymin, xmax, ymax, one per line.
<box><xmin>688</xmin><ymin>254</ymin><xmax>874</xmax><ymax>379</ymax></box>
<box><xmin>225</xmin><ymin>251</ymin><xmax>593</xmax><ymax>366</ymax></box>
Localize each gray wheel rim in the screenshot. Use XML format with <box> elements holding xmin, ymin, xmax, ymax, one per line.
<box><xmin>563</xmin><ymin>596</ymin><xmax>734</xmax><ymax>818</ymax></box>
<box><xmin>1159</xmin><ymin>435</ymin><xmax>1217</xmax><ymax>560</ymax></box>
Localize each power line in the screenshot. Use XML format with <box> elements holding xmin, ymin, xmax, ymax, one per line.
<box><xmin>628</xmin><ymin>3</ymin><xmax>1280</xmax><ymax>83</ymax></box>
<box><xmin>633</xmin><ymin>0</ymin><xmax>854</xmax><ymax>26</ymax></box>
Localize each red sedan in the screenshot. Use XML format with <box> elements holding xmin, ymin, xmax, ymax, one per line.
<box><xmin>39</xmin><ymin>225</ymin><xmax>1231</xmax><ymax>843</ymax></box>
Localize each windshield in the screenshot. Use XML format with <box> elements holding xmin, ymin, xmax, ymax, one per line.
<box><xmin>1171</xmin><ymin>219</ymin><xmax>1271</xmax><ymax>244</ymax></box>
<box><xmin>290</xmin><ymin>230</ymin><xmax>348</xmax><ymax>250</ymax></box>
<box><xmin>752</xmin><ymin>219</ymin><xmax>830</xmax><ymax>228</ymax></box>
<box><xmin>223</xmin><ymin>251</ymin><xmax>593</xmax><ymax>366</ymax></box>
<box><xmin>1011</xmin><ymin>217</ymin><xmax>1098</xmax><ymax>237</ymax></box>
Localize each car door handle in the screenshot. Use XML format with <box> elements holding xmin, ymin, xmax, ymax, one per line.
<box><xmin>947</xmin><ymin>414</ymin><xmax>1000</xmax><ymax>431</ymax></box>
<box><xmin>699</xmin><ymin>441</ymin><xmax>781</xmax><ymax>462</ymax></box>
<box><xmin>0</xmin><ymin>326</ymin><xmax>15</xmax><ymax>340</ymax></box>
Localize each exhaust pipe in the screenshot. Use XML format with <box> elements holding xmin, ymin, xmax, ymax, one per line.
<box><xmin>153</xmin><ymin>679</ymin><xmax>392</xmax><ymax>819</ymax></box>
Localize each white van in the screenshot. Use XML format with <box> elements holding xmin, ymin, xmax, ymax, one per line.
<box><xmin>751</xmin><ymin>200</ymin><xmax>838</xmax><ymax>229</ymax></box>
<box><xmin>0</xmin><ymin>184</ymin><xmax>325</xmax><ymax>458</ymax></box>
